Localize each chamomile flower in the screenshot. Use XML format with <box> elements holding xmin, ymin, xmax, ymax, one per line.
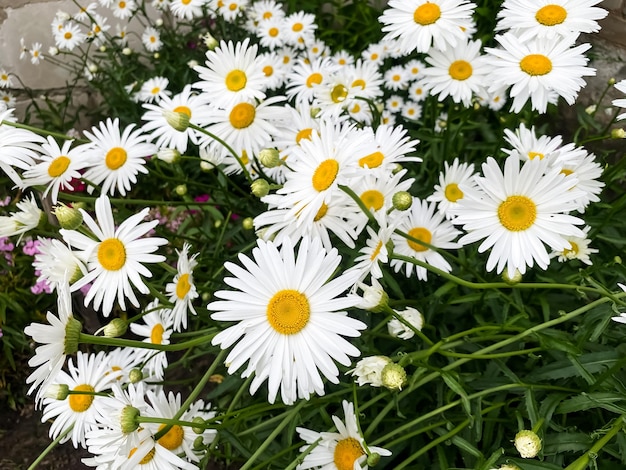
<box><xmin>283</xmin><ymin>11</ymin><xmax>317</xmax><ymax>48</ymax></box>
<box><xmin>209</xmin><ymin>237</ymin><xmax>366</xmax><ymax>405</ymax></box>
<box><xmin>357</xmin><ymin>124</ymin><xmax>420</xmax><ymax>174</ymax></box>
<box><xmin>142</xmin><ymin>26</ymin><xmax>163</xmax><ymax>52</ymax></box>
<box><xmin>286</xmin><ymin>56</ymin><xmax>338</xmax><ymax>105</ymax></box>
<box><xmin>387</xmin><ymin>306</ymin><xmax>424</xmax><ymax>339</ymax></box>
<box><xmin>256</xmin><ymin>16</ymin><xmax>286</xmax><ymax>50</ymax></box>
<box><xmin>41</xmin><ymin>351</ymin><xmax>115</xmax><ymax>449</ymax></box>
<box><xmin>485</xmin><ymin>32</ymin><xmax>595</xmax><ymax>113</ymax></box>
<box><xmin>60</xmin><ymin>195</ymin><xmax>167</xmax><ymax>316</ymax></box>
<box><xmin>112</xmin><ymin>0</ymin><xmax>137</xmax><ymax>19</ymax></box>
<box><xmin>550</xmin><ymin>225</ymin><xmax>597</xmax><ymax>265</ymax></box>
<box><xmin>0</xmin><ymin>194</ymin><xmax>44</xmax><ymax>239</ymax></box>
<box><xmin>169</xmin><ymin>0</ymin><xmax>205</xmax><ymax>19</ymax></box>
<box><xmin>54</xmin><ymin>22</ymin><xmax>86</xmax><ymax>50</ymax></box>
<box><xmin>165</xmin><ymin>243</ymin><xmax>199</xmax><ymax>332</ymax></box>
<box><xmin>384</xmin><ymin>64</ymin><xmax>410</xmax><ymax>91</ymax></box>
<box><xmin>129</xmin><ymin>300</ymin><xmax>173</xmax><ymax>381</ymax></box>
<box><xmin>32</xmin><ymin>237</ymin><xmax>87</xmax><ymax>291</ymax></box>
<box><xmin>390</xmin><ymin>198</ymin><xmax>462</xmax><ymax>280</ymax></box>
<box><xmin>613</xmin><ymin>79</ymin><xmax>626</xmax><ymax>121</ymax></box>
<box><xmin>137</xmin><ymin>76</ymin><xmax>171</xmax><ymax>103</ymax></box>
<box><xmin>296</xmin><ymin>400</ymin><xmax>391</xmax><ymax>470</ymax></box>
<box><xmin>496</xmin><ymin>0</ymin><xmax>608</xmax><ymax>42</ymax></box>
<box><xmin>28</xmin><ymin>42</ymin><xmax>44</xmax><ymax>64</ymax></box>
<box><xmin>193</xmin><ymin>38</ymin><xmax>266</xmax><ymax>109</ymax></box>
<box><xmin>452</xmin><ymin>155</ymin><xmax>586</xmax><ymax>278</ymax></box>
<box><xmin>81</xmin><ymin>117</ymin><xmax>157</xmax><ymax>196</ymax></box>
<box><xmin>401</xmin><ymin>100</ymin><xmax>423</xmax><ymax>121</ymax></box>
<box><xmin>0</xmin><ymin>69</ymin><xmax>12</xmax><ymax>88</ymax></box>
<box><xmin>379</xmin><ymin>0</ymin><xmax>477</xmax><ymax>54</ymax></box>
<box><xmin>502</xmin><ymin>123</ymin><xmax>564</xmax><ymax>161</ymax></box>
<box><xmin>427</xmin><ymin>157</ymin><xmax>478</xmax><ymax>219</ymax></box>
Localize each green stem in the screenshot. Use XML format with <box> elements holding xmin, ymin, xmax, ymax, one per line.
<box><xmin>1</xmin><ymin>119</ymin><xmax>88</xmax><ymax>144</ymax></box>
<box><xmin>79</xmin><ymin>331</ymin><xmax>215</xmax><ymax>352</ymax></box>
<box><xmin>564</xmin><ymin>415</ymin><xmax>625</xmax><ymax>470</ymax></box>
<box><xmin>28</xmin><ymin>425</ymin><xmax>74</xmax><ymax>470</ymax></box>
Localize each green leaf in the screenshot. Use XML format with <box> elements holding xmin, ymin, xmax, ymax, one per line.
<box><xmin>441</xmin><ymin>371</ymin><xmax>472</xmax><ymax>419</ymax></box>
<box><xmin>555</xmin><ymin>392</ymin><xmax>626</xmax><ymax>415</ymax></box>
<box><xmin>525</xmin><ymin>351</ymin><xmax>621</xmax><ymax>381</ymax></box>
<box><xmin>542</xmin><ymin>432</ymin><xmax>593</xmax><ymax>454</ymax></box>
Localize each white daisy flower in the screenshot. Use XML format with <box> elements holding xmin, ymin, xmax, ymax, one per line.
<box><xmin>247</xmin><ymin>0</ymin><xmax>285</xmax><ymax>24</ymax></box>
<box><xmin>613</xmin><ymin>79</ymin><xmax>626</xmax><ymax>121</ymax></box>
<box><xmin>142</xmin><ymin>26</ymin><xmax>163</xmax><ymax>52</ymax></box>
<box><xmin>112</xmin><ymin>0</ymin><xmax>137</xmax><ymax>19</ymax></box>
<box><xmin>137</xmin><ymin>76</ymin><xmax>171</xmax><ymax>103</ymax></box>
<box><xmin>256</xmin><ymin>16</ymin><xmax>286</xmax><ymax>50</ymax></box>
<box><xmin>0</xmin><ymin>69</ymin><xmax>12</xmax><ymax>88</ymax></box>
<box><xmin>54</xmin><ymin>22</ymin><xmax>86</xmax><ymax>50</ymax></box>
<box><xmin>209</xmin><ymin>237</ymin><xmax>366</xmax><ymax>405</ymax></box>
<box><xmin>272</xmin><ymin>102</ymin><xmax>321</xmax><ymax>166</ymax></box>
<box><xmin>550</xmin><ymin>225</ymin><xmax>597</xmax><ymax>265</ymax></box>
<box><xmin>306</xmin><ymin>39</ymin><xmax>329</xmax><ymax>60</ymax></box>
<box><xmin>102</xmin><ymin>346</ymin><xmax>144</xmax><ymax>385</ymax></box>
<box><xmin>169</xmin><ymin>0</ymin><xmax>206</xmax><ymax>20</ymax></box>
<box><xmin>357</xmin><ymin>123</ymin><xmax>421</xmax><ymax>174</ymax></box>
<box><xmin>28</xmin><ymin>42</ymin><xmax>44</xmax><ymax>64</ymax></box>
<box><xmin>0</xmin><ymin>194</ymin><xmax>43</xmax><ymax>239</ymax></box>
<box><xmin>553</xmin><ymin>145</ymin><xmax>604</xmax><ymax>213</ymax></box>
<box><xmin>73</xmin><ymin>2</ymin><xmax>98</xmax><ymax>21</ymax></box>
<box><xmin>81</xmin><ymin>117</ymin><xmax>157</xmax><ymax>196</ymax></box>
<box><xmin>390</xmin><ymin>198</ymin><xmax>462</xmax><ymax>280</ymax></box>
<box><xmin>286</xmin><ymin>56</ymin><xmax>338</xmax><ymax>105</ymax></box>
<box><xmin>405</xmin><ymin>58</ymin><xmax>426</xmax><ymax>81</ymax></box>
<box><xmin>385</xmin><ymin>94</ymin><xmax>404</xmax><ymax>114</ymax></box>
<box><xmin>60</xmin><ymin>195</ymin><xmax>167</xmax><ymax>316</ymax></box>
<box><xmin>32</xmin><ymin>237</ymin><xmax>87</xmax><ymax>291</ymax></box>
<box><xmin>384</xmin><ymin>64</ymin><xmax>410</xmax><ymax>91</ymax></box>
<box><xmin>485</xmin><ymin>32</ymin><xmax>595</xmax><ymax>113</ymax></box>
<box><xmin>0</xmin><ymin>108</ymin><xmax>45</xmax><ymax>187</ymax></box>
<box><xmin>283</xmin><ymin>11</ymin><xmax>317</xmax><ymax>48</ymax></box>
<box><xmin>452</xmin><ymin>155</ymin><xmax>586</xmax><ymax>278</ymax></box>
<box><xmin>129</xmin><ymin>300</ymin><xmax>173</xmax><ymax>381</ymax></box>
<box><xmin>164</xmin><ymin>243</ymin><xmax>199</xmax><ymax>332</ymax></box>
<box><xmin>427</xmin><ymin>157</ymin><xmax>478</xmax><ymax>219</ymax></box>
<box><xmin>611</xmin><ymin>284</ymin><xmax>626</xmax><ymax>323</ymax></box>
<box><xmin>401</xmin><ymin>100</ymin><xmax>423</xmax><ymax>121</ymax></box>
<box><xmin>0</xmin><ymin>90</ymin><xmax>16</xmax><ymax>110</ymax></box>
<box><xmin>332</xmin><ymin>49</ymin><xmax>355</xmax><ymax>68</ymax></box>
<box><xmin>361</xmin><ymin>42</ymin><xmax>387</xmax><ymax>66</ymax></box>
<box><xmin>502</xmin><ymin>122</ymin><xmax>565</xmax><ymax>161</ymax></box>
<box><xmin>379</xmin><ymin>0</ymin><xmax>477</xmax><ymax>54</ymax></box>
<box><xmin>348</xmin><ymin>356</ymin><xmax>391</xmax><ymax>387</ymax></box>
<box><xmin>387</xmin><ymin>306</ymin><xmax>424</xmax><ymax>340</ymax></box>
<box><xmin>88</xmin><ymin>14</ymin><xmax>110</xmax><ymax>45</ymax></box>
<box><xmin>348</xmin><ymin>59</ymin><xmax>385</xmax><ymax>102</ymax></box>
<box><xmin>217</xmin><ymin>0</ymin><xmax>249</xmax><ymax>22</ymax></box>
<box><xmin>257</xmin><ymin>51</ymin><xmax>289</xmax><ymax>91</ymax></box>
<box><xmin>296</xmin><ymin>400</ymin><xmax>391</xmax><ymax>469</ymax></box>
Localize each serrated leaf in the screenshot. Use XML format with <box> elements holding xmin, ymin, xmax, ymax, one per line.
<box><xmin>525</xmin><ymin>351</ymin><xmax>620</xmax><ymax>381</ymax></box>
<box><xmin>555</xmin><ymin>392</ymin><xmax>626</xmax><ymax>415</ymax></box>
<box><xmin>542</xmin><ymin>432</ymin><xmax>593</xmax><ymax>454</ymax></box>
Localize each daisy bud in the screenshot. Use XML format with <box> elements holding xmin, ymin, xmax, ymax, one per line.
<box><xmin>163</xmin><ymin>109</ymin><xmax>190</xmax><ymax>132</ymax></box>
<box><xmin>392</xmin><ymin>191</ymin><xmax>412</xmax><ymax>211</ymax></box>
<box><xmin>120</xmin><ymin>405</ymin><xmax>141</xmax><ymax>434</ymax></box>
<box><xmin>585</xmin><ymin>104</ymin><xmax>596</xmax><ymax>115</ymax></box>
<box><xmin>99</xmin><ymin>45</ymin><xmax>106</xmax><ymax>52</ymax></box>
<box><xmin>611</xmin><ymin>128</ymin><xmax>626</xmax><ymax>139</ymax></box>
<box><xmin>258</xmin><ymin>148</ymin><xmax>281</xmax><ymax>168</ymax></box>
<box><xmin>514</xmin><ymin>430</ymin><xmax>542</xmax><ymax>459</ymax></box>
<box><xmin>129</xmin><ymin>368</ymin><xmax>143</xmax><ymax>384</ymax></box>
<box><xmin>357</xmin><ymin>279</ymin><xmax>389</xmax><ymax>312</ymax></box>
<box><xmin>103</xmin><ymin>318</ymin><xmax>127</xmax><ymax>338</ymax></box>
<box><xmin>192</xmin><ymin>417</ymin><xmax>206</xmax><ymax>434</ymax></box>
<box><xmin>175</xmin><ymin>184</ymin><xmax>187</xmax><ymax>196</ymax></box>
<box><xmin>48</xmin><ymin>46</ymin><xmax>59</xmax><ymax>56</ymax></box>
<box><xmin>381</xmin><ymin>362</ymin><xmax>407</xmax><ymax>391</ymax></box>
<box><xmin>242</xmin><ymin>217</ymin><xmax>254</xmax><ymax>230</ymax></box>
<box><xmin>203</xmin><ymin>32</ymin><xmax>218</xmax><ymax>50</ymax></box>
<box><xmin>349</xmin><ymin>356</ymin><xmax>391</xmax><ymax>387</ymax></box>
<box><xmin>367</xmin><ymin>452</ymin><xmax>381</xmax><ymax>466</ymax></box>
<box><xmin>88</xmin><ymin>63</ymin><xmax>98</xmax><ymax>73</ymax></box>
<box><xmin>63</xmin><ymin>317</ymin><xmax>82</xmax><ymax>355</ymax></box>
<box><xmin>502</xmin><ymin>269</ymin><xmax>522</xmax><ymax>285</ymax></box>
<box><xmin>155</xmin><ymin>18</ymin><xmax>164</xmax><ymax>27</ymax></box>
<box><xmin>251</xmin><ymin>179</ymin><xmax>270</xmax><ymax>198</ymax></box>
<box><xmin>154</xmin><ymin>53</ymin><xmax>160</xmax><ymax>60</ymax></box>
<box><xmin>499</xmin><ymin>465</ymin><xmax>521</xmax><ymax>470</ymax></box>
<box><xmin>391</xmin><ymin>163</ymin><xmax>403</xmax><ymax>174</ymax></box>
<box><xmin>54</xmin><ymin>203</ymin><xmax>83</xmax><ymax>230</ymax></box>
<box><xmin>609</xmin><ymin>77</ymin><xmax>616</xmax><ymax>86</ymax></box>
<box><xmin>187</xmin><ymin>59</ymin><xmax>199</xmax><ymax>69</ymax></box>
<box><xmin>156</xmin><ymin>148</ymin><xmax>181</xmax><ymax>164</ymax></box>
<box><xmin>193</xmin><ymin>436</ymin><xmax>205</xmax><ymax>450</ymax></box>
<box><xmin>387</xmin><ymin>307</ymin><xmax>424</xmax><ymax>340</ymax></box>
<box><xmin>122</xmin><ymin>47</ymin><xmax>132</xmax><ymax>55</ymax></box>
<box><xmin>45</xmin><ymin>383</ymin><xmax>69</xmax><ymax>400</ymax></box>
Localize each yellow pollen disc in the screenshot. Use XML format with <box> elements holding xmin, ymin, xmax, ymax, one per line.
<box><xmin>535</xmin><ymin>4</ymin><xmax>567</xmax><ymax>26</ymax></box>
<box><xmin>292</xmin><ymin>22</ymin><xmax>303</xmax><ymax>32</ymax></box>
<box><xmin>98</xmin><ymin>238</ymin><xmax>126</xmax><ymax>271</ymax></box>
<box><xmin>370</xmin><ymin>240</ymin><xmax>383</xmax><ymax>261</ymax></box>
<box><xmin>105</xmin><ymin>147</ymin><xmax>128</xmax><ymax>170</ymax></box>
<box><xmin>267</xmin><ymin>289</ymin><xmax>310</xmax><ymax>335</ymax></box>
<box><xmin>528</xmin><ymin>151</ymin><xmax>544</xmax><ymax>160</ymax></box>
<box><xmin>157</xmin><ymin>424</ymin><xmax>184</xmax><ymax>450</ymax></box>
<box><xmin>413</xmin><ymin>2</ymin><xmax>441</xmax><ymax>25</ymax></box>
<box><xmin>151</xmin><ymin>323</ymin><xmax>164</xmax><ymax>344</ymax></box>
<box><xmin>306</xmin><ymin>72</ymin><xmax>323</xmax><ymax>88</ymax></box>
<box><xmin>339</xmin><ymin>58</ymin><xmax>346</xmax><ymax>65</ymax></box>
<box><xmin>415</xmin><ymin>88</ymin><xmax>424</xmax><ymax>96</ymax></box>
<box><xmin>312</xmin><ymin>159</ymin><xmax>339</xmax><ymax>192</ymax></box>
<box><xmin>182</xmin><ymin>0</ymin><xmax>191</xmax><ymax>4</ymax></box>
<box><xmin>229</xmin><ymin>102</ymin><xmax>256</xmax><ymax>129</ymax></box>
<box><xmin>313</xmin><ymin>203</ymin><xmax>328</xmax><ymax>221</ymax></box>
<box><xmin>173</xmin><ymin>105</ymin><xmax>192</xmax><ymax>118</ymax></box>
<box><xmin>64</xmin><ymin>31</ymin><xmax>73</xmax><ymax>40</ymax></box>
<box><xmin>129</xmin><ymin>447</ymin><xmax>155</xmax><ymax>464</ymax></box>
<box><xmin>151</xmin><ymin>87</ymin><xmax>160</xmax><ymax>94</ymax></box>
<box><xmin>176</xmin><ymin>273</ymin><xmax>191</xmax><ymax>299</ymax></box>
<box><xmin>411</xmin><ymin>67</ymin><xmax>419</xmax><ymax>74</ymax></box>
<box><xmin>562</xmin><ymin>241</ymin><xmax>578</xmax><ymax>256</ymax></box>
<box><xmin>69</xmin><ymin>384</ymin><xmax>95</xmax><ymax>412</ymax></box>
<box><xmin>217</xmin><ymin>0</ymin><xmax>224</xmax><ymax>6</ymax></box>
<box><xmin>444</xmin><ymin>183</ymin><xmax>464</xmax><ymax>202</ymax></box>
<box><xmin>263</xmin><ymin>65</ymin><xmax>274</xmax><ymax>76</ymax></box>
<box><xmin>359</xmin><ymin>151</ymin><xmax>384</xmax><ymax>169</ymax></box>
<box><xmin>360</xmin><ymin>189</ymin><xmax>385</xmax><ymax>211</ymax></box>
<box><xmin>283</xmin><ymin>55</ymin><xmax>291</xmax><ymax>64</ymax></box>
<box><xmin>269</xmin><ymin>27</ymin><xmax>279</xmax><ymax>37</ymax></box>
<box><xmin>351</xmin><ymin>103</ymin><xmax>361</xmax><ymax>113</ymax></box>
<box><xmin>520</xmin><ymin>54</ymin><xmax>552</xmax><ymax>76</ymax></box>
<box><xmin>392</xmin><ymin>74</ymin><xmax>401</xmax><ymax>82</ymax></box>
<box><xmin>241</xmin><ymin>150</ymin><xmax>250</xmax><ymax>165</ymax></box>
<box><xmin>119</xmin><ymin>1</ymin><xmax>126</xmax><ymax>7</ymax></box>
<box><xmin>352</xmin><ymin>78</ymin><xmax>366</xmax><ymax>89</ymax></box>
<box><xmin>262</xmin><ymin>11</ymin><xmax>272</xmax><ymax>19</ymax></box>
<box><xmin>225</xmin><ymin>69</ymin><xmax>247</xmax><ymax>92</ymax></box>
<box><xmin>48</xmin><ymin>156</ymin><xmax>71</xmax><ymax>177</ymax></box>
<box><xmin>95</xmin><ymin>26</ymin><xmax>101</xmax><ymax>33</ymax></box>
<box><xmin>229</xmin><ymin>3</ymin><xmax>237</xmax><ymax>10</ymax></box>
<box><xmin>407</xmin><ymin>227</ymin><xmax>432</xmax><ymax>252</ymax></box>
<box><xmin>106</xmin><ymin>365</ymin><xmax>123</xmax><ymax>381</ymax></box>
<box><xmin>333</xmin><ymin>437</ymin><xmax>365</xmax><ymax>470</ymax></box>
<box><xmin>498</xmin><ymin>195</ymin><xmax>537</xmax><ymax>231</ymax></box>
<box><xmin>371</xmin><ymin>53</ymin><xmax>379</xmax><ymax>60</ymax></box>
<box><xmin>560</xmin><ymin>168</ymin><xmax>573</xmax><ymax>176</ymax></box>
<box><xmin>296</xmin><ymin>128</ymin><xmax>313</xmax><ymax>144</ymax></box>
<box><xmin>331</xmin><ymin>84</ymin><xmax>348</xmax><ymax>103</ymax></box>
<box><xmin>449</xmin><ymin>60</ymin><xmax>473</xmax><ymax>81</ymax></box>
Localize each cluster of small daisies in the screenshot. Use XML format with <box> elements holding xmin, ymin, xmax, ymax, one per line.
<box><xmin>0</xmin><ymin>0</ymin><xmax>625</xmax><ymax>468</ymax></box>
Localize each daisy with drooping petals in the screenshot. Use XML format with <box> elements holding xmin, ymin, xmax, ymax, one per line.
<box><xmin>209</xmin><ymin>236</ymin><xmax>366</xmax><ymax>405</ymax></box>
<box><xmin>32</xmin><ymin>237</ymin><xmax>87</xmax><ymax>291</ymax></box>
<box><xmin>427</xmin><ymin>157</ymin><xmax>478</xmax><ymax>219</ymax></box>
<box><xmin>0</xmin><ymin>194</ymin><xmax>43</xmax><ymax>239</ymax></box>
<box><xmin>296</xmin><ymin>400</ymin><xmax>391</xmax><ymax>470</ymax></box>
<box><xmin>346</xmin><ymin>214</ymin><xmax>399</xmax><ymax>282</ymax></box>
<box><xmin>165</xmin><ymin>243</ymin><xmax>199</xmax><ymax>332</ymax></box>
<box><xmin>0</xmin><ymin>108</ymin><xmax>45</xmax><ymax>187</ymax></box>
<box><xmin>550</xmin><ymin>225</ymin><xmax>597</xmax><ymax>265</ymax></box>
<box><xmin>485</xmin><ymin>32</ymin><xmax>595</xmax><ymax>113</ymax></box>
<box><xmin>390</xmin><ymin>198</ymin><xmax>462</xmax><ymax>281</ymax></box>
<box><xmin>357</xmin><ymin>124</ymin><xmax>421</xmax><ymax>174</ymax></box>
<box><xmin>502</xmin><ymin>123</ymin><xmax>564</xmax><ymax>161</ymax></box>
<box><xmin>452</xmin><ymin>155</ymin><xmax>586</xmax><ymax>278</ymax></box>
<box><xmin>60</xmin><ymin>195</ymin><xmax>167</xmax><ymax>317</ymax></box>
<box><xmin>129</xmin><ymin>299</ymin><xmax>173</xmax><ymax>381</ymax></box>
<box><xmin>81</xmin><ymin>117</ymin><xmax>157</xmax><ymax>196</ymax></box>
<box><xmin>379</xmin><ymin>0</ymin><xmax>476</xmax><ymax>54</ymax></box>
<box><xmin>613</xmin><ymin>79</ymin><xmax>626</xmax><ymax>121</ymax></box>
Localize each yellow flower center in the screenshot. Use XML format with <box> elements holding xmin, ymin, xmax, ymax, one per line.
<box><xmin>358</xmin><ymin>151</ymin><xmax>384</xmax><ymax>169</ymax></box>
<box><xmin>267</xmin><ymin>289</ymin><xmax>310</xmax><ymax>335</ymax></box>
<box><xmin>352</xmin><ymin>78</ymin><xmax>366</xmax><ymax>89</ymax></box>
<box><xmin>129</xmin><ymin>447</ymin><xmax>155</xmax><ymax>464</ymax></box>
<box><xmin>151</xmin><ymin>323</ymin><xmax>164</xmax><ymax>344</ymax></box>
<box><xmin>98</xmin><ymin>238</ymin><xmax>126</xmax><ymax>271</ymax></box>
<box><xmin>444</xmin><ymin>183</ymin><xmax>464</xmax><ymax>202</ymax></box>
<box><xmin>105</xmin><ymin>147</ymin><xmax>128</xmax><ymax>170</ymax></box>
<box><xmin>69</xmin><ymin>384</ymin><xmax>95</xmax><ymax>412</ymax></box>
<box><xmin>331</xmin><ymin>84</ymin><xmax>348</xmax><ymax>103</ymax></box>
<box><xmin>520</xmin><ymin>54</ymin><xmax>552</xmax><ymax>76</ymax></box>
<box><xmin>535</xmin><ymin>4</ymin><xmax>567</xmax><ymax>26</ymax></box>
<box><xmin>448</xmin><ymin>60</ymin><xmax>473</xmax><ymax>81</ymax></box>
<box><xmin>173</xmin><ymin>105</ymin><xmax>192</xmax><ymax>118</ymax></box>
<box><xmin>151</xmin><ymin>87</ymin><xmax>160</xmax><ymax>95</ymax></box>
<box><xmin>413</xmin><ymin>2</ymin><xmax>441</xmax><ymax>25</ymax></box>
<box><xmin>370</xmin><ymin>53</ymin><xmax>379</xmax><ymax>61</ymax></box>
<box><xmin>157</xmin><ymin>424</ymin><xmax>184</xmax><ymax>450</ymax></box>
<box><xmin>269</xmin><ymin>27</ymin><xmax>279</xmax><ymax>37</ymax></box>
<box><xmin>351</xmin><ymin>103</ymin><xmax>361</xmax><ymax>113</ymax></box>
<box><xmin>498</xmin><ymin>195</ymin><xmax>537</xmax><ymax>231</ymax></box>
<box><xmin>528</xmin><ymin>151</ymin><xmax>544</xmax><ymax>160</ymax></box>
<box><xmin>295</xmin><ymin>128</ymin><xmax>313</xmax><ymax>144</ymax></box>
<box><xmin>360</xmin><ymin>190</ymin><xmax>385</xmax><ymax>211</ymax></box>
<box><xmin>562</xmin><ymin>241</ymin><xmax>579</xmax><ymax>256</ymax></box>
<box><xmin>312</xmin><ymin>159</ymin><xmax>339</xmax><ymax>192</ymax></box>
<box><xmin>306</xmin><ymin>72</ymin><xmax>323</xmax><ymax>88</ymax></box>
<box><xmin>263</xmin><ymin>65</ymin><xmax>274</xmax><ymax>76</ymax></box>
<box><xmin>225</xmin><ymin>69</ymin><xmax>247</xmax><ymax>92</ymax></box>
<box><xmin>64</xmin><ymin>31</ymin><xmax>73</xmax><ymax>40</ymax></box>
<box><xmin>176</xmin><ymin>273</ymin><xmax>191</xmax><ymax>299</ymax></box>
<box><xmin>333</xmin><ymin>437</ymin><xmax>365</xmax><ymax>470</ymax></box>
<box><xmin>182</xmin><ymin>0</ymin><xmax>191</xmax><ymax>4</ymax></box>
<box><xmin>560</xmin><ymin>168</ymin><xmax>573</xmax><ymax>176</ymax></box>
<box><xmin>229</xmin><ymin>102</ymin><xmax>256</xmax><ymax>129</ymax></box>
<box><xmin>229</xmin><ymin>3</ymin><xmax>237</xmax><ymax>10</ymax></box>
<box><xmin>313</xmin><ymin>202</ymin><xmax>328</xmax><ymax>221</ymax></box>
<box><xmin>241</xmin><ymin>150</ymin><xmax>249</xmax><ymax>165</ymax></box>
<box><xmin>119</xmin><ymin>1</ymin><xmax>126</xmax><ymax>8</ymax></box>
<box><xmin>263</xmin><ymin>11</ymin><xmax>272</xmax><ymax>19</ymax></box>
<box><xmin>407</xmin><ymin>227</ymin><xmax>432</xmax><ymax>252</ymax></box>
<box><xmin>48</xmin><ymin>156</ymin><xmax>71</xmax><ymax>177</ymax></box>
<box><xmin>370</xmin><ymin>240</ymin><xmax>383</xmax><ymax>261</ymax></box>
<box><xmin>292</xmin><ymin>22</ymin><xmax>303</xmax><ymax>32</ymax></box>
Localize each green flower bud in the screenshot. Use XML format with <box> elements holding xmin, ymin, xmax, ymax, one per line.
<box><xmin>192</xmin><ymin>417</ymin><xmax>205</xmax><ymax>434</ymax></box>
<box><xmin>45</xmin><ymin>383</ymin><xmax>70</xmax><ymax>400</ymax></box>
<box><xmin>163</xmin><ymin>109</ymin><xmax>190</xmax><ymax>132</ymax></box>
<box><xmin>63</xmin><ymin>317</ymin><xmax>82</xmax><ymax>355</ymax></box>
<box><xmin>514</xmin><ymin>430</ymin><xmax>542</xmax><ymax>458</ymax></box>
<box><xmin>609</xmin><ymin>77</ymin><xmax>616</xmax><ymax>86</ymax></box>
<box><xmin>242</xmin><ymin>217</ymin><xmax>254</xmax><ymax>230</ymax></box>
<box><xmin>129</xmin><ymin>368</ymin><xmax>143</xmax><ymax>384</ymax></box>
<box><xmin>103</xmin><ymin>318</ymin><xmax>127</xmax><ymax>338</ymax></box>
<box><xmin>175</xmin><ymin>184</ymin><xmax>187</xmax><ymax>196</ymax></box>
<box><xmin>392</xmin><ymin>191</ymin><xmax>412</xmax><ymax>211</ymax></box>
<box><xmin>258</xmin><ymin>148</ymin><xmax>281</xmax><ymax>168</ymax></box>
<box><xmin>120</xmin><ymin>405</ymin><xmax>141</xmax><ymax>434</ymax></box>
<box><xmin>381</xmin><ymin>363</ymin><xmax>407</xmax><ymax>391</ymax></box>
<box><xmin>502</xmin><ymin>269</ymin><xmax>522</xmax><ymax>285</ymax></box>
<box><xmin>54</xmin><ymin>203</ymin><xmax>83</xmax><ymax>230</ymax></box>
<box><xmin>251</xmin><ymin>179</ymin><xmax>270</xmax><ymax>198</ymax></box>
<box><xmin>193</xmin><ymin>435</ymin><xmax>205</xmax><ymax>450</ymax></box>
<box><xmin>367</xmin><ymin>452</ymin><xmax>381</xmax><ymax>466</ymax></box>
<box><xmin>611</xmin><ymin>128</ymin><xmax>626</xmax><ymax>139</ymax></box>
